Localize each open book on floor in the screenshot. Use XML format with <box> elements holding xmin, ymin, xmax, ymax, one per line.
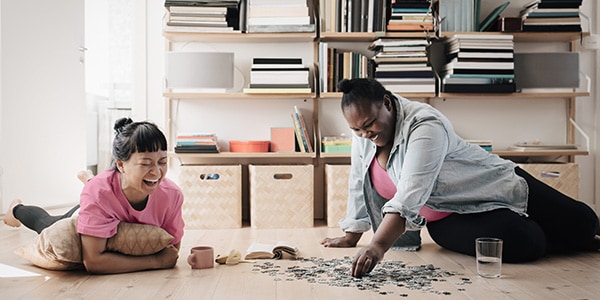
<box><xmin>244</xmin><ymin>241</ymin><xmax>299</xmax><ymax>260</ymax></box>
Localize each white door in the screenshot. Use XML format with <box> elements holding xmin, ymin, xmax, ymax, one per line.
<box><xmin>1</xmin><ymin>0</ymin><xmax>86</xmax><ymax>209</ymax></box>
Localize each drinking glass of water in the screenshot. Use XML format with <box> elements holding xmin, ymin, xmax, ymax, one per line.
<box><xmin>475</xmin><ymin>237</ymin><xmax>503</xmax><ymax>278</ymax></box>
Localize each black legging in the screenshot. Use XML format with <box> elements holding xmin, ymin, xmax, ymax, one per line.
<box><xmin>12</xmin><ymin>204</ymin><xmax>80</xmax><ymax>234</ymax></box>
<box><xmin>426</xmin><ymin>167</ymin><xmax>599</xmax><ymax>263</ymax></box>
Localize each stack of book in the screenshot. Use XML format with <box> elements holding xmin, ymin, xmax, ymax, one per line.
<box><xmin>244</xmin><ymin>57</ymin><xmax>311</xmax><ymax>94</ymax></box>
<box><xmin>387</xmin><ymin>0</ymin><xmax>434</xmax><ymax>32</ymax></box>
<box><xmin>291</xmin><ymin>106</ymin><xmax>313</xmax><ymax>153</ymax></box>
<box><xmin>163</xmin><ymin>0</ymin><xmax>240</xmax><ymax>32</ymax></box>
<box><xmin>439</xmin><ymin>34</ymin><xmax>516</xmax><ymax>93</ymax></box>
<box><xmin>369</xmin><ymin>38</ymin><xmax>434</xmax><ymax>93</ymax></box>
<box><xmin>520</xmin><ymin>0</ymin><xmax>582</xmax><ymax>32</ymax></box>
<box><xmin>174</xmin><ymin>133</ymin><xmax>219</xmax><ymax>153</ymax></box>
<box><xmin>245</xmin><ymin>0</ymin><xmax>314</xmax><ymax>33</ymax></box>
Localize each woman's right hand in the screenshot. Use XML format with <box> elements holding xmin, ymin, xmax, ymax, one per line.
<box><xmin>320</xmin><ymin>232</ymin><xmax>362</xmax><ymax>248</ymax></box>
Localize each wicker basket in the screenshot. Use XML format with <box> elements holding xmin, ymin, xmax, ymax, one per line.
<box><xmin>249</xmin><ymin>164</ymin><xmax>314</xmax><ymax>228</ymax></box>
<box><xmin>325</xmin><ymin>164</ymin><xmax>350</xmax><ymax>228</ymax></box>
<box><xmin>518</xmin><ymin>163</ymin><xmax>579</xmax><ymax>200</ymax></box>
<box><xmin>178</xmin><ymin>165</ymin><xmax>242</xmax><ymax>229</ymax></box>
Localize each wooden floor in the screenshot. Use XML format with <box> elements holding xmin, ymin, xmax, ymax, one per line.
<box><xmin>1</xmin><ymin>220</ymin><xmax>600</xmax><ymax>300</ymax></box>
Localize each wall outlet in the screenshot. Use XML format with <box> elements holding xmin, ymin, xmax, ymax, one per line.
<box><xmin>583</xmin><ymin>34</ymin><xmax>600</xmax><ymax>50</ymax></box>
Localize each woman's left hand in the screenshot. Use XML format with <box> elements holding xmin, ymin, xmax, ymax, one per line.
<box><xmin>155</xmin><ymin>244</ymin><xmax>180</xmax><ymax>269</ymax></box>
<box><xmin>351</xmin><ymin>243</ymin><xmax>385</xmax><ymax>278</ymax></box>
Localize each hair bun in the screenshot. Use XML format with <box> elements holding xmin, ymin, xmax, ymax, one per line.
<box><xmin>114</xmin><ymin>117</ymin><xmax>133</xmax><ymax>133</ymax></box>
<box><xmin>338</xmin><ymin>79</ymin><xmax>352</xmax><ymax>93</ymax></box>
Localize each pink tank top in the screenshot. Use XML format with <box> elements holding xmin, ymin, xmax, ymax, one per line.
<box><xmin>370</xmin><ymin>158</ymin><xmax>451</xmax><ymax>222</ymax></box>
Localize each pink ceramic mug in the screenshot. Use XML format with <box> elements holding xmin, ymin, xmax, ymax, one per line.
<box><xmin>187</xmin><ymin>246</ymin><xmax>214</xmax><ymax>269</ymax></box>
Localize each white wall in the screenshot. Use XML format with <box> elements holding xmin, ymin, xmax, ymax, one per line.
<box><xmin>0</xmin><ymin>3</ymin><xmax>3</xmax><ymax>208</ymax></box>
<box><xmin>145</xmin><ymin>1</ymin><xmax>166</xmax><ymax>126</ymax></box>
<box><xmin>0</xmin><ymin>1</ymin><xmax>86</xmax><ymax>210</ymax></box>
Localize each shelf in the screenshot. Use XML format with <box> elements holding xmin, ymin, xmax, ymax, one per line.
<box><xmin>169</xmin><ymin>151</ymin><xmax>316</xmax><ymax>159</ymax></box>
<box><xmin>319</xmin><ymin>150</ymin><xmax>589</xmax><ymax>159</ymax></box>
<box><xmin>164</xmin><ymin>92</ymin><xmax>315</xmax><ymax>99</ymax></box>
<box><xmin>319</xmin><ymin>92</ymin><xmax>435</xmax><ymax>99</ymax></box>
<box><xmin>163</xmin><ymin>31</ymin><xmax>316</xmax><ymax>43</ymax></box>
<box><xmin>319</xmin><ymin>32</ymin><xmax>381</xmax><ymax>42</ymax></box>
<box><xmin>493</xmin><ymin>149</ymin><xmax>589</xmax><ymax>157</ymax></box>
<box><xmin>436</xmin><ymin>91</ymin><xmax>590</xmax><ymax>99</ymax></box>
<box><xmin>319</xmin><ymin>31</ymin><xmax>430</xmax><ymax>42</ymax></box>
<box><xmin>440</xmin><ymin>31</ymin><xmax>588</xmax><ymax>43</ymax></box>
<box><xmin>319</xmin><ymin>91</ymin><xmax>589</xmax><ymax>100</ymax></box>
<box><xmin>319</xmin><ymin>31</ymin><xmax>587</xmax><ymax>44</ymax></box>
<box><xmin>384</xmin><ymin>32</ymin><xmax>435</xmax><ymax>39</ymax></box>
<box><xmin>320</xmin><ymin>152</ymin><xmax>351</xmax><ymax>158</ymax></box>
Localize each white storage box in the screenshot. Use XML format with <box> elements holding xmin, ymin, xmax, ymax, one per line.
<box><xmin>325</xmin><ymin>164</ymin><xmax>350</xmax><ymax>228</ymax></box>
<box><xmin>178</xmin><ymin>165</ymin><xmax>242</xmax><ymax>229</ymax></box>
<box><xmin>249</xmin><ymin>164</ymin><xmax>314</xmax><ymax>228</ymax></box>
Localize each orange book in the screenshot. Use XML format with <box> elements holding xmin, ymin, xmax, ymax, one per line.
<box><xmin>270</xmin><ymin>127</ymin><xmax>295</xmax><ymax>152</ymax></box>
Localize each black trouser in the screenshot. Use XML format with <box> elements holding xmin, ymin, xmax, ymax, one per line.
<box><xmin>427</xmin><ymin>167</ymin><xmax>599</xmax><ymax>263</ymax></box>
<box><xmin>12</xmin><ymin>204</ymin><xmax>80</xmax><ymax>234</ymax></box>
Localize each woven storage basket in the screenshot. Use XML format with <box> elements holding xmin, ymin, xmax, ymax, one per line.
<box><xmin>178</xmin><ymin>165</ymin><xmax>242</xmax><ymax>229</ymax></box>
<box><xmin>518</xmin><ymin>163</ymin><xmax>579</xmax><ymax>200</ymax></box>
<box><xmin>325</xmin><ymin>164</ymin><xmax>350</xmax><ymax>228</ymax></box>
<box><xmin>249</xmin><ymin>164</ymin><xmax>314</xmax><ymax>228</ymax></box>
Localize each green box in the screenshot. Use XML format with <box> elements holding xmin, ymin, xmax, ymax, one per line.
<box><xmin>322</xmin><ymin>144</ymin><xmax>351</xmax><ymax>153</ymax></box>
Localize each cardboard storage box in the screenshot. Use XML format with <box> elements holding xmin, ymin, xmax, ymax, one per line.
<box><xmin>178</xmin><ymin>165</ymin><xmax>242</xmax><ymax>229</ymax></box>
<box><xmin>518</xmin><ymin>163</ymin><xmax>579</xmax><ymax>200</ymax></box>
<box><xmin>325</xmin><ymin>164</ymin><xmax>350</xmax><ymax>228</ymax></box>
<box><xmin>249</xmin><ymin>164</ymin><xmax>314</xmax><ymax>228</ymax></box>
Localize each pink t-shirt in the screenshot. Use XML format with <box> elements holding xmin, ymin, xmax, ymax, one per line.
<box><xmin>77</xmin><ymin>169</ymin><xmax>185</xmax><ymax>245</ymax></box>
<box><xmin>370</xmin><ymin>158</ymin><xmax>451</xmax><ymax>222</ymax></box>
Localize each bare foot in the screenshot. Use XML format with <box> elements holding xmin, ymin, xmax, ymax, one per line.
<box><xmin>3</xmin><ymin>199</ymin><xmax>22</xmax><ymax>227</ymax></box>
<box><xmin>77</xmin><ymin>170</ymin><xmax>94</xmax><ymax>184</ymax></box>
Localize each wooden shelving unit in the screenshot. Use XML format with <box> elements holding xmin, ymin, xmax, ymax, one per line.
<box><xmin>163</xmin><ymin>1</ymin><xmax>589</xmax><ymax>215</ymax></box>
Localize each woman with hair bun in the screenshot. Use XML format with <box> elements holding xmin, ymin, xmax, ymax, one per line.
<box><xmin>4</xmin><ymin>118</ymin><xmax>184</xmax><ymax>274</ymax></box>
<box><xmin>321</xmin><ymin>78</ymin><xmax>600</xmax><ymax>278</ymax></box>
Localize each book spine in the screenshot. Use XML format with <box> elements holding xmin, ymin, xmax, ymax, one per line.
<box><xmin>293</xmin><ymin>110</ymin><xmax>310</xmax><ymax>153</ymax></box>
<box><xmin>295</xmin><ymin>106</ymin><xmax>313</xmax><ymax>152</ymax></box>
<box><xmin>291</xmin><ymin>113</ymin><xmax>306</xmax><ymax>152</ymax></box>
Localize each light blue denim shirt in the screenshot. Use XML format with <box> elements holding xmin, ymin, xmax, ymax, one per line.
<box><xmin>339</xmin><ymin>95</ymin><xmax>529</xmax><ymax>233</ymax></box>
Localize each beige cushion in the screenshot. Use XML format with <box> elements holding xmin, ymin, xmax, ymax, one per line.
<box><xmin>106</xmin><ymin>221</ymin><xmax>175</xmax><ymax>256</ymax></box>
<box><xmin>15</xmin><ymin>216</ymin><xmax>174</xmax><ymax>271</ymax></box>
